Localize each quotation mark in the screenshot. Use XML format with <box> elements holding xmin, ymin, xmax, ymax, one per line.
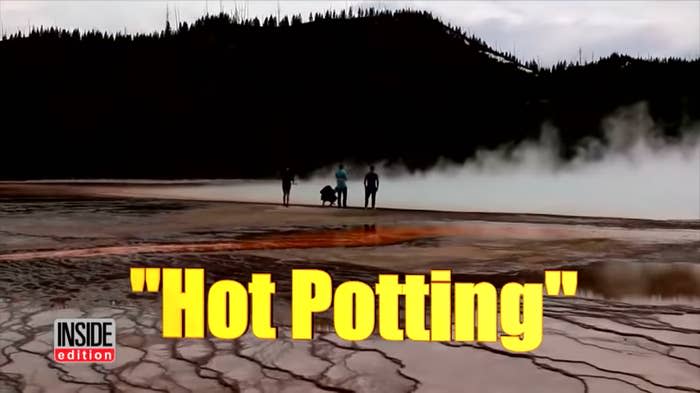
<box><xmin>130</xmin><ymin>267</ymin><xmax>162</xmax><ymax>292</ymax></box>
<box><xmin>544</xmin><ymin>270</ymin><xmax>577</xmax><ymax>296</ymax></box>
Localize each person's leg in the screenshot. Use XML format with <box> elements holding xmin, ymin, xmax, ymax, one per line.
<box><xmin>364</xmin><ymin>188</ymin><xmax>370</xmax><ymax>208</ymax></box>
<box><xmin>336</xmin><ymin>189</ymin><xmax>342</xmax><ymax>208</ymax></box>
<box><xmin>343</xmin><ymin>189</ymin><xmax>348</xmax><ymax>207</ymax></box>
<box><xmin>371</xmin><ymin>190</ymin><xmax>376</xmax><ymax>208</ymax></box>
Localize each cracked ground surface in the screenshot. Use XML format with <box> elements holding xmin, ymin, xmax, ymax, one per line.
<box><xmin>0</xmin><ymin>195</ymin><xmax>698</xmax><ymax>393</ymax></box>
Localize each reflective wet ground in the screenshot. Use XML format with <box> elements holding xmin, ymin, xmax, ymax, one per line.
<box><xmin>0</xmin><ymin>192</ymin><xmax>698</xmax><ymax>392</ymax></box>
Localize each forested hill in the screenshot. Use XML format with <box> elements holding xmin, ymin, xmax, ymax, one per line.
<box><xmin>0</xmin><ymin>9</ymin><xmax>697</xmax><ymax>179</ymax></box>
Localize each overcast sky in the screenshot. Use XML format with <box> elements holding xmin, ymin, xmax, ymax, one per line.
<box><xmin>0</xmin><ymin>1</ymin><xmax>698</xmax><ymax>65</ymax></box>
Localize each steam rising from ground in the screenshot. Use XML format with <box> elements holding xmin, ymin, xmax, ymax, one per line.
<box><xmin>305</xmin><ymin>102</ymin><xmax>699</xmax><ymax>219</ymax></box>
<box><xmin>90</xmin><ymin>103</ymin><xmax>698</xmax><ymax>220</ymax></box>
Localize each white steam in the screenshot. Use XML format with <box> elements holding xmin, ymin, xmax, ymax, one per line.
<box><xmin>306</xmin><ymin>102</ymin><xmax>700</xmax><ymax>219</ymax></box>
<box><xmin>103</xmin><ymin>102</ymin><xmax>699</xmax><ymax>220</ymax></box>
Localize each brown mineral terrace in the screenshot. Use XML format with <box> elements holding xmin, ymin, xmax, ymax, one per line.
<box><xmin>0</xmin><ymin>183</ymin><xmax>698</xmax><ymax>392</ymax></box>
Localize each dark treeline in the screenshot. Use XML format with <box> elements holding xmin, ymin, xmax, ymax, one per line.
<box><xmin>0</xmin><ymin>9</ymin><xmax>697</xmax><ymax>179</ymax></box>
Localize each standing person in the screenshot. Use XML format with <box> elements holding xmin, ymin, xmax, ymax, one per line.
<box><xmin>281</xmin><ymin>167</ymin><xmax>294</xmax><ymax>207</ymax></box>
<box><xmin>335</xmin><ymin>164</ymin><xmax>348</xmax><ymax>208</ymax></box>
<box><xmin>364</xmin><ymin>165</ymin><xmax>379</xmax><ymax>209</ymax></box>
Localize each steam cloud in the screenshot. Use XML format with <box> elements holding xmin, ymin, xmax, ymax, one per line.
<box><xmin>107</xmin><ymin>102</ymin><xmax>699</xmax><ymax>220</ymax></box>
<box><xmin>307</xmin><ymin>102</ymin><xmax>700</xmax><ymax>219</ymax></box>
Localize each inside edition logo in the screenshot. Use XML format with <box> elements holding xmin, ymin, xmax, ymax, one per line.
<box><xmin>53</xmin><ymin>318</ymin><xmax>116</xmax><ymax>363</ymax></box>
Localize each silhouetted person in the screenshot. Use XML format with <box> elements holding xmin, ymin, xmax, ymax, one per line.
<box><xmin>320</xmin><ymin>185</ymin><xmax>337</xmax><ymax>206</ymax></box>
<box><xmin>335</xmin><ymin>164</ymin><xmax>348</xmax><ymax>208</ymax></box>
<box><xmin>281</xmin><ymin>168</ymin><xmax>294</xmax><ymax>207</ymax></box>
<box><xmin>364</xmin><ymin>165</ymin><xmax>379</xmax><ymax>208</ymax></box>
